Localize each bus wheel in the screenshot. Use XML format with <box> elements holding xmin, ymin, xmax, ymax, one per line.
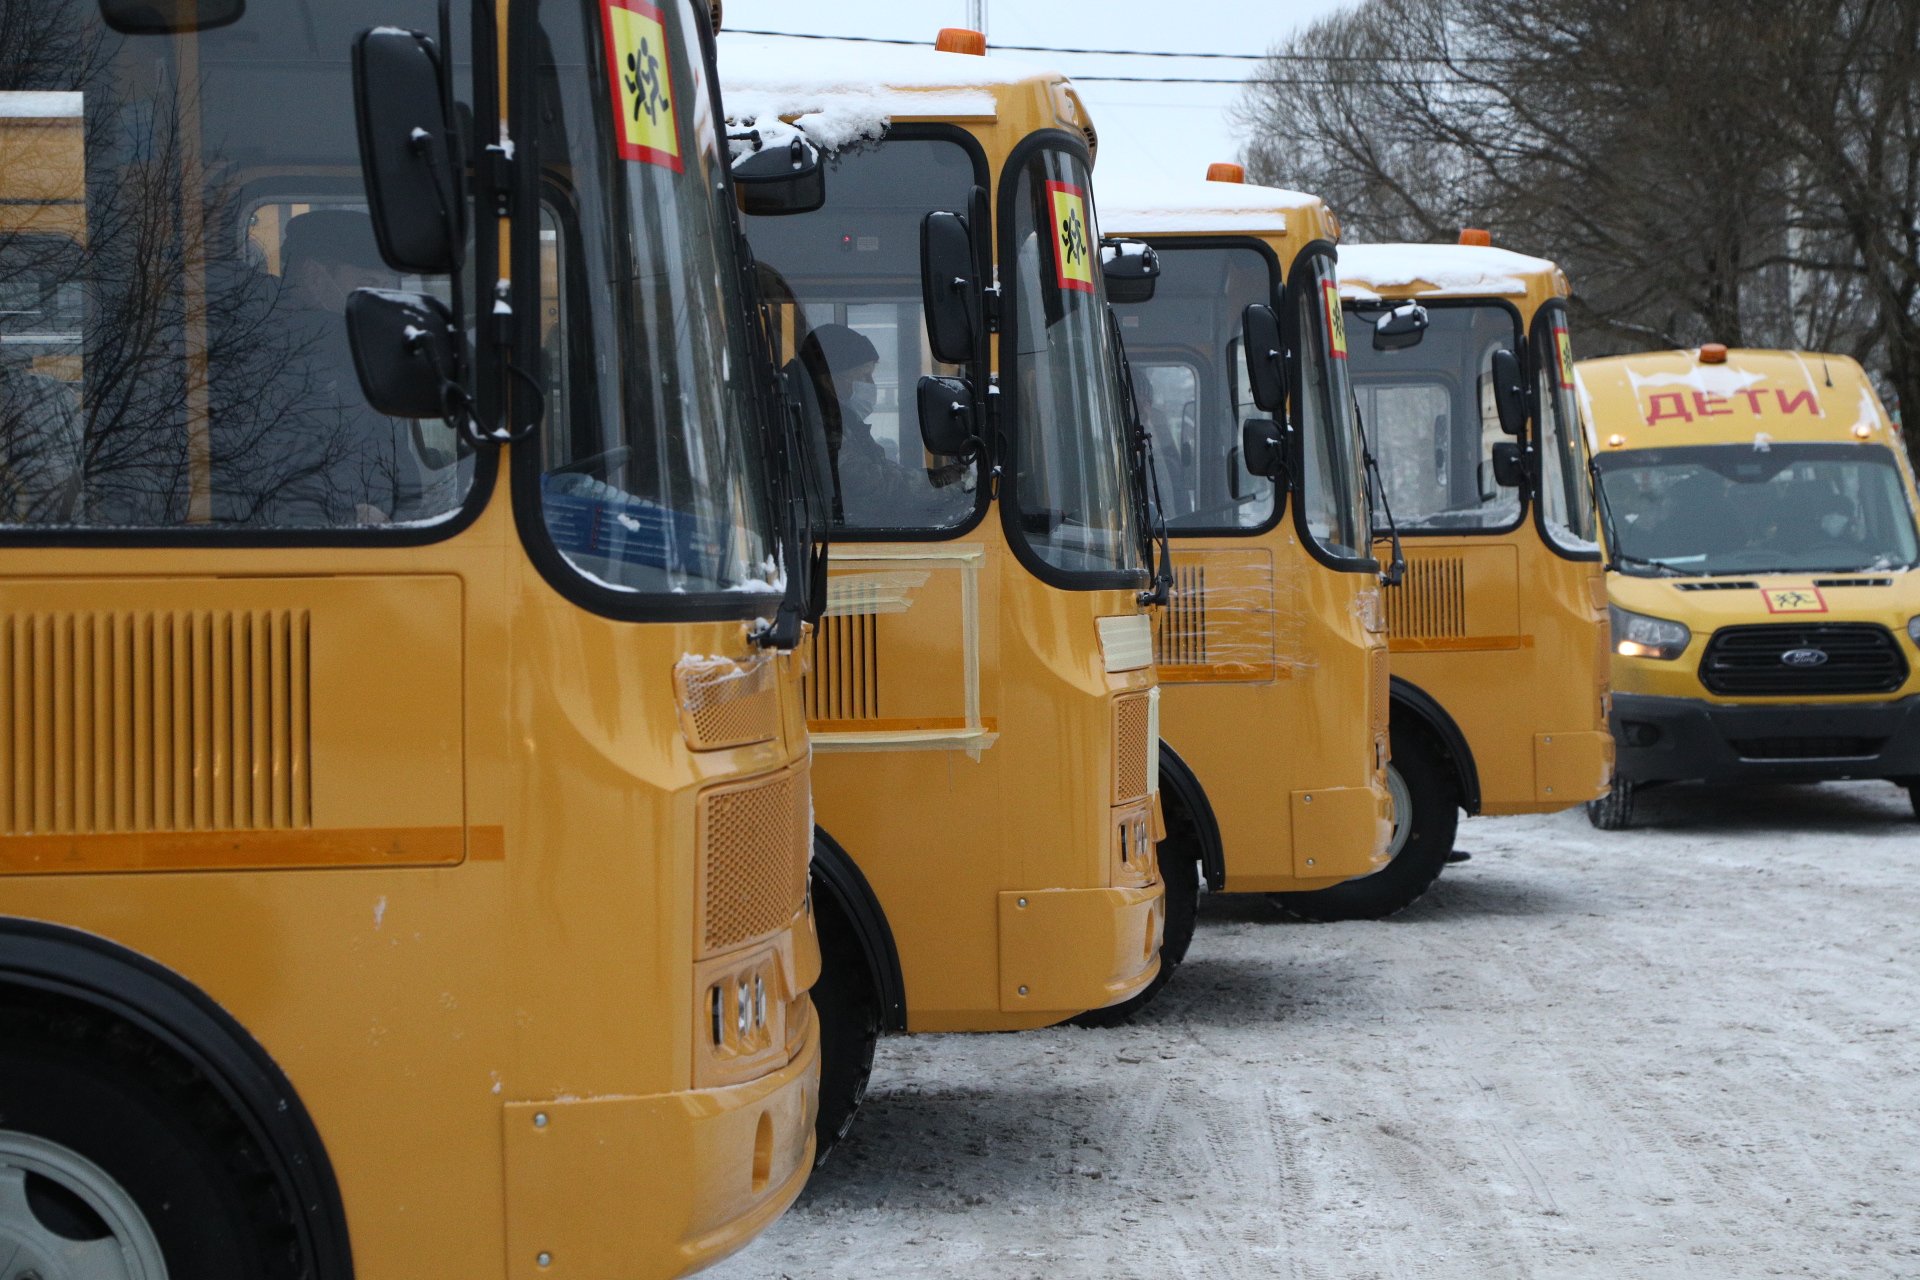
<box><xmin>0</xmin><ymin>1001</ymin><xmax>300</xmax><ymax>1279</ymax></box>
<box><xmin>1269</xmin><ymin>728</ymin><xmax>1458</xmax><ymax>922</ymax></box>
<box><xmin>1067</xmin><ymin>827</ymin><xmax>1201</xmax><ymax>1029</ymax></box>
<box><xmin>1587</xmin><ymin>776</ymin><xmax>1636</xmax><ymax>830</ymax></box>
<box><xmin>810</xmin><ymin>892</ymin><xmax>880</xmax><ymax>1168</ymax></box>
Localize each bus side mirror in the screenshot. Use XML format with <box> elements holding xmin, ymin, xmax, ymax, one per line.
<box><xmin>1491</xmin><ymin>440</ymin><xmax>1527</xmax><ymax>488</ymax></box>
<box><xmin>352</xmin><ymin>27</ymin><xmax>463</xmax><ymax>274</ymax></box>
<box><xmin>1241</xmin><ymin>303</ymin><xmax>1287</xmax><ymax>413</ymax></box>
<box><xmin>916</xmin><ymin>375</ymin><xmax>975</xmax><ymax>455</ymax></box>
<box><xmin>921</xmin><ymin>211</ymin><xmax>981</xmax><ymax>365</ymax></box>
<box><xmin>734</xmin><ymin>135</ymin><xmax>826</xmax><ymax>216</ymax></box>
<box><xmin>1490</xmin><ymin>347</ymin><xmax>1526</xmax><ymax>436</ymax></box>
<box><xmin>1242</xmin><ymin>419</ymin><xmax>1284</xmax><ymax>479</ymax></box>
<box><xmin>100</xmin><ymin>0</ymin><xmax>244</xmax><ymax>31</ymax></box>
<box><xmin>1101</xmin><ymin>240</ymin><xmax>1159</xmax><ymax>304</ymax></box>
<box><xmin>347</xmin><ymin>289</ymin><xmax>460</xmax><ymax>420</ymax></box>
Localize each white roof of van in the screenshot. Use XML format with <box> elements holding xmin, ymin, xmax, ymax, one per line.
<box><xmin>1097</xmin><ymin>177</ymin><xmax>1318</xmax><ymax>235</ymax></box>
<box><xmin>1336</xmin><ymin>243</ymin><xmax>1557</xmax><ymax>298</ymax></box>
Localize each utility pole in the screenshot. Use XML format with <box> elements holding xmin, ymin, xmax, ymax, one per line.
<box><xmin>967</xmin><ymin>0</ymin><xmax>987</xmax><ymax>40</ymax></box>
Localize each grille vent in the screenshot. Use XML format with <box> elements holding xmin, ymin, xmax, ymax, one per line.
<box><xmin>1728</xmin><ymin>735</ymin><xmax>1886</xmax><ymax>760</ymax></box>
<box><xmin>1675</xmin><ymin>581</ymin><xmax>1760</xmax><ymax>591</ymax></box>
<box><xmin>698</xmin><ymin>761</ymin><xmax>811</xmax><ymax>956</ymax></box>
<box><xmin>1154</xmin><ymin>563</ymin><xmax>1207</xmax><ymax>666</ymax></box>
<box><xmin>1385</xmin><ymin>555</ymin><xmax>1466</xmax><ymax>639</ymax></box>
<box><xmin>1369</xmin><ymin>646</ymin><xmax>1391</xmax><ymax>734</ymax></box>
<box><xmin>1813</xmin><ymin>578</ymin><xmax>1893</xmax><ymax>589</ymax></box>
<box><xmin>1112</xmin><ymin>692</ymin><xmax>1150</xmax><ymax>804</ymax></box>
<box><xmin>0</xmin><ymin>610</ymin><xmax>311</xmax><ymax>835</ymax></box>
<box><xmin>675</xmin><ymin>655</ymin><xmax>779</xmax><ymax>751</ymax></box>
<box><xmin>804</xmin><ymin>614</ymin><xmax>879</xmax><ymax>722</ymax></box>
<box><xmin>1700</xmin><ymin>623</ymin><xmax>1908</xmax><ymax>696</ymax></box>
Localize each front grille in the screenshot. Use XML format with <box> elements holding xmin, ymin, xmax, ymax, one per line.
<box><xmin>675</xmin><ymin>655</ymin><xmax>780</xmax><ymax>750</ymax></box>
<box><xmin>1727</xmin><ymin>735</ymin><xmax>1887</xmax><ymax>760</ymax></box>
<box><xmin>1112</xmin><ymin>692</ymin><xmax>1150</xmax><ymax>804</ymax></box>
<box><xmin>1813</xmin><ymin>577</ymin><xmax>1893</xmax><ymax>589</ymax></box>
<box><xmin>1699</xmin><ymin>623</ymin><xmax>1908</xmax><ymax>696</ymax></box>
<box><xmin>697</xmin><ymin>761</ymin><xmax>811</xmax><ymax>956</ymax></box>
<box><xmin>1675</xmin><ymin>581</ymin><xmax>1759</xmax><ymax>591</ymax></box>
<box><xmin>1385</xmin><ymin>555</ymin><xmax>1465</xmax><ymax>639</ymax></box>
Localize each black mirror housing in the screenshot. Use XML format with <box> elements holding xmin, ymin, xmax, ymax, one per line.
<box><xmin>353</xmin><ymin>27</ymin><xmax>463</xmax><ymax>274</ymax></box>
<box><xmin>1490</xmin><ymin>347</ymin><xmax>1526</xmax><ymax>436</ymax></box>
<box><xmin>1490</xmin><ymin>440</ymin><xmax>1527</xmax><ymax>488</ymax></box>
<box><xmin>920</xmin><ymin>210</ymin><xmax>981</xmax><ymax>365</ymax></box>
<box><xmin>733</xmin><ymin>135</ymin><xmax>826</xmax><ymax>216</ymax></box>
<box><xmin>347</xmin><ymin>288</ymin><xmax>460</xmax><ymax>420</ymax></box>
<box><xmin>916</xmin><ymin>375</ymin><xmax>975</xmax><ymax>456</ymax></box>
<box><xmin>1241</xmin><ymin>303</ymin><xmax>1286</xmax><ymax>413</ymax></box>
<box><xmin>1242</xmin><ymin>419</ymin><xmax>1284</xmax><ymax>480</ymax></box>
<box><xmin>1101</xmin><ymin>240</ymin><xmax>1159</xmax><ymax>304</ymax></box>
<box><xmin>100</xmin><ymin>0</ymin><xmax>244</xmax><ymax>32</ymax></box>
<box><xmin>1371</xmin><ymin>301</ymin><xmax>1430</xmax><ymax>351</ymax></box>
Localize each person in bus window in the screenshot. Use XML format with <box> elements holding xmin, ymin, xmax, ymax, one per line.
<box><xmin>799</xmin><ymin>323</ymin><xmax>962</xmax><ymax>528</ymax></box>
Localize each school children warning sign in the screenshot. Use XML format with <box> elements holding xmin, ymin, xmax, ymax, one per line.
<box><xmin>1047</xmin><ymin>180</ymin><xmax>1095</xmax><ymax>294</ymax></box>
<box><xmin>1322</xmin><ymin>278</ymin><xmax>1348</xmax><ymax>359</ymax></box>
<box><xmin>602</xmin><ymin>0</ymin><xmax>682</xmax><ymax>171</ymax></box>
<box><xmin>1553</xmin><ymin>318</ymin><xmax>1575</xmax><ymax>389</ymax></box>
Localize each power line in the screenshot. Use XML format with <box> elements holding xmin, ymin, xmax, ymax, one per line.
<box><xmin>722</xmin><ymin>27</ymin><xmax>1500</xmax><ymax>64</ymax></box>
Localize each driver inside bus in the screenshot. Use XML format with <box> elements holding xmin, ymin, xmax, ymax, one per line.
<box><xmin>799</xmin><ymin>323</ymin><xmax>964</xmax><ymax>528</ymax></box>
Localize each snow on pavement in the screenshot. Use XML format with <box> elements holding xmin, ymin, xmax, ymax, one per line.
<box><xmin>711</xmin><ymin>779</ymin><xmax>1919</xmax><ymax>1279</ymax></box>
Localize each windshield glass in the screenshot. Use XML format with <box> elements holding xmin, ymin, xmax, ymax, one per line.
<box><xmin>1347</xmin><ymin>302</ymin><xmax>1522</xmax><ymax>532</ymax></box>
<box><xmin>532</xmin><ymin>0</ymin><xmax>776</xmax><ymax>595</ymax></box>
<box><xmin>738</xmin><ymin>135</ymin><xmax>978</xmax><ymax>533</ymax></box>
<box><xmin>1536</xmin><ymin>307</ymin><xmax>1597</xmax><ymax>550</ymax></box>
<box><xmin>1112</xmin><ymin>245</ymin><xmax>1276</xmax><ymax>532</ymax></box>
<box><xmin>1594</xmin><ymin>443</ymin><xmax>1919</xmax><ymax>576</ymax></box>
<box><xmin>1007</xmin><ymin>148</ymin><xmax>1144</xmax><ymax>579</ymax></box>
<box><xmin>1294</xmin><ymin>255</ymin><xmax>1367</xmax><ymax>560</ymax></box>
<box><xmin>0</xmin><ymin>0</ymin><xmax>478</xmax><ymax>532</ymax></box>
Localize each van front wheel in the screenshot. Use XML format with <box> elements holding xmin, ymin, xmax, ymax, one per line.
<box><xmin>1587</xmin><ymin>775</ymin><xmax>1636</xmax><ymax>830</ymax></box>
<box><xmin>1269</xmin><ymin>728</ymin><xmax>1458</xmax><ymax>922</ymax></box>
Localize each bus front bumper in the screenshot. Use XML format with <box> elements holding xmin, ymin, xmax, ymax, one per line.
<box><xmin>996</xmin><ymin>883</ymin><xmax>1165</xmax><ymax>1014</ymax></box>
<box><xmin>1611</xmin><ymin>691</ymin><xmax>1920</xmax><ymax>785</ymax></box>
<box><xmin>501</xmin><ymin>1014</ymin><xmax>820</xmax><ymax>1280</ymax></box>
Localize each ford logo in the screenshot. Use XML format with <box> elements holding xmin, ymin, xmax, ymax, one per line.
<box><xmin>1780</xmin><ymin>648</ymin><xmax>1829</xmax><ymax>667</ymax></box>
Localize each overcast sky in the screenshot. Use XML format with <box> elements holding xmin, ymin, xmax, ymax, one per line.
<box><xmin>718</xmin><ymin>0</ymin><xmax>1359</xmax><ymax>189</ymax></box>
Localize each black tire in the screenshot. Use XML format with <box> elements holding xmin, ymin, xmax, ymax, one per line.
<box><xmin>0</xmin><ymin>994</ymin><xmax>302</xmax><ymax>1279</ymax></box>
<box><xmin>1270</xmin><ymin>724</ymin><xmax>1458</xmax><ymax>922</ymax></box>
<box><xmin>1066</xmin><ymin>821</ymin><xmax>1201</xmax><ymax>1028</ymax></box>
<box><xmin>809</xmin><ymin>885</ymin><xmax>880</xmax><ymax>1168</ymax></box>
<box><xmin>1587</xmin><ymin>774</ymin><xmax>1636</xmax><ymax>830</ymax></box>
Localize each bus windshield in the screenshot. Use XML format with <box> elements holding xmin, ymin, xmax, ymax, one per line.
<box><xmin>1347</xmin><ymin>302</ymin><xmax>1523</xmax><ymax>534</ymax></box>
<box><xmin>1111</xmin><ymin>244</ymin><xmax>1277</xmax><ymax>533</ymax></box>
<box><xmin>738</xmin><ymin>135</ymin><xmax>979</xmax><ymax>534</ymax></box>
<box><xmin>1535</xmin><ymin>307</ymin><xmax>1598</xmax><ymax>551</ymax></box>
<box><xmin>532</xmin><ymin>0</ymin><xmax>777</xmax><ymax>595</ymax></box>
<box><xmin>1594</xmin><ymin>443</ymin><xmax>1919</xmax><ymax>577</ymax></box>
<box><xmin>1006</xmin><ymin>148</ymin><xmax>1145</xmax><ymax>581</ymax></box>
<box><xmin>0</xmin><ymin>0</ymin><xmax>478</xmax><ymax>532</ymax></box>
<box><xmin>1294</xmin><ymin>254</ymin><xmax>1368</xmax><ymax>563</ymax></box>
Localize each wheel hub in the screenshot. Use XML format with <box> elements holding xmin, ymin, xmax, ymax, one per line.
<box><xmin>0</xmin><ymin>1132</ymin><xmax>166</xmax><ymax>1280</ymax></box>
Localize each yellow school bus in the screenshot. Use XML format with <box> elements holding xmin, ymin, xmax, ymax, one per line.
<box><xmin>1331</xmin><ymin>240</ymin><xmax>1613</xmax><ymax>883</ymax></box>
<box><xmin>0</xmin><ymin>2</ymin><xmax>820</xmax><ymax>1275</ymax></box>
<box><xmin>1576</xmin><ymin>345</ymin><xmax>1920</xmax><ymax>824</ymax></box>
<box><xmin>719</xmin><ymin>27</ymin><xmax>1168</xmax><ymax>1144</ymax></box>
<box><xmin>1098</xmin><ymin>167</ymin><xmax>1395</xmax><ymax>932</ymax></box>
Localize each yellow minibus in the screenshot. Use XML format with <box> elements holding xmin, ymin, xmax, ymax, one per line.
<box><xmin>1099</xmin><ymin>166</ymin><xmax>1394</xmax><ymax>936</ymax></box>
<box><xmin>0</xmin><ymin>1</ymin><xmax>821</xmax><ymax>1275</ymax></box>
<box><xmin>1331</xmin><ymin>239</ymin><xmax>1613</xmax><ymax>893</ymax></box>
<box><xmin>721</xmin><ymin>26</ymin><xmax>1170</xmax><ymax>1143</ymax></box>
<box><xmin>1577</xmin><ymin>345</ymin><xmax>1920</xmax><ymax>824</ymax></box>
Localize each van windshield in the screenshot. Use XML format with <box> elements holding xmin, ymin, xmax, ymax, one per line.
<box><xmin>1594</xmin><ymin>443</ymin><xmax>1919</xmax><ymax>577</ymax></box>
<box><xmin>0</xmin><ymin>0</ymin><xmax>480</xmax><ymax>532</ymax></box>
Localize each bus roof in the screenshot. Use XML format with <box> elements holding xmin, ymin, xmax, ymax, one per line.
<box><xmin>1336</xmin><ymin>242</ymin><xmax>1566</xmax><ymax>303</ymax></box>
<box><xmin>717</xmin><ymin>33</ymin><xmax>1068</xmax><ymax>142</ymax></box>
<box><xmin>1575</xmin><ymin>348</ymin><xmax>1898</xmax><ymax>453</ymax></box>
<box><xmin>1097</xmin><ymin>177</ymin><xmax>1326</xmax><ymax>236</ymax></box>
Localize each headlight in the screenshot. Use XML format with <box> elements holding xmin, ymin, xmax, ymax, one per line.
<box><xmin>1610</xmin><ymin>605</ymin><xmax>1690</xmax><ymax>660</ymax></box>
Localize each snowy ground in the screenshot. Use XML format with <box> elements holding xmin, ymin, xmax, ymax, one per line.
<box><xmin>710</xmin><ymin>779</ymin><xmax>1920</xmax><ymax>1280</ymax></box>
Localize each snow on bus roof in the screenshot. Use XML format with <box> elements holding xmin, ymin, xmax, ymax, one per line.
<box><xmin>1336</xmin><ymin>242</ymin><xmax>1556</xmax><ymax>298</ymax></box>
<box><xmin>1098</xmin><ymin>177</ymin><xmax>1318</xmax><ymax>234</ymax></box>
<box><xmin>717</xmin><ymin>34</ymin><xmax>1057</xmax><ymax>148</ymax></box>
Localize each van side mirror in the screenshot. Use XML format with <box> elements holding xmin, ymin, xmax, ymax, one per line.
<box><xmin>1101</xmin><ymin>240</ymin><xmax>1160</xmax><ymax>304</ymax></box>
<box><xmin>100</xmin><ymin>0</ymin><xmax>244</xmax><ymax>31</ymax></box>
<box><xmin>352</xmin><ymin>27</ymin><xmax>463</xmax><ymax>274</ymax></box>
<box><xmin>1371</xmin><ymin>301</ymin><xmax>1429</xmax><ymax>351</ymax></box>
<box><xmin>347</xmin><ymin>289</ymin><xmax>462</xmax><ymax>420</ymax></box>
<box><xmin>916</xmin><ymin>376</ymin><xmax>976</xmax><ymax>456</ymax></box>
<box><xmin>1490</xmin><ymin>440</ymin><xmax>1527</xmax><ymax>488</ymax></box>
<box><xmin>1490</xmin><ymin>347</ymin><xmax>1526</xmax><ymax>436</ymax></box>
<box><xmin>733</xmin><ymin>135</ymin><xmax>826</xmax><ymax>216</ymax></box>
<box><xmin>1242</xmin><ymin>419</ymin><xmax>1284</xmax><ymax>479</ymax></box>
<box><xmin>921</xmin><ymin>210</ymin><xmax>981</xmax><ymax>365</ymax></box>
<box><xmin>1241</xmin><ymin>303</ymin><xmax>1287</xmax><ymax>413</ymax></box>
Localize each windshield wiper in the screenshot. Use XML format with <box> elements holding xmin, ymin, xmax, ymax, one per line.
<box><xmin>1107</xmin><ymin>307</ymin><xmax>1172</xmax><ymax>607</ymax></box>
<box><xmin>1611</xmin><ymin>552</ymin><xmax>1691</xmax><ymax>577</ymax></box>
<box><xmin>1354</xmin><ymin>399</ymin><xmax>1404</xmax><ymax>587</ymax></box>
